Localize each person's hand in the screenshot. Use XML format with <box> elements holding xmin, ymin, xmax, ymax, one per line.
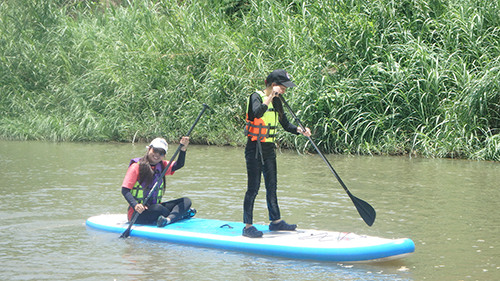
<box><xmin>135</xmin><ymin>203</ymin><xmax>147</xmax><ymax>214</ymax></box>
<box><xmin>272</xmin><ymin>85</ymin><xmax>286</xmax><ymax>97</ymax></box>
<box><xmin>297</xmin><ymin>127</ymin><xmax>311</xmax><ymax>137</ymax></box>
<box><xmin>180</xmin><ymin>136</ymin><xmax>190</xmax><ymax>151</ymax></box>
<box><xmin>264</xmin><ymin>84</ymin><xmax>287</xmax><ymax>105</ymax></box>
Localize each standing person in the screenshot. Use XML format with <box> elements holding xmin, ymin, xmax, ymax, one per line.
<box><xmin>243</xmin><ymin>69</ymin><xmax>311</xmax><ymax>238</ymax></box>
<box><xmin>121</xmin><ymin>137</ymin><xmax>195</xmax><ymax>227</ymax></box>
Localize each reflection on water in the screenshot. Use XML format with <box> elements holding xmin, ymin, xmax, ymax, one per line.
<box><xmin>0</xmin><ymin>140</ymin><xmax>499</xmax><ymax>280</ymax></box>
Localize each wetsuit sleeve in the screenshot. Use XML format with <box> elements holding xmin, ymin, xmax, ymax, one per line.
<box><xmin>160</xmin><ymin>150</ymin><xmax>186</xmax><ymax>174</ymax></box>
<box><xmin>249</xmin><ymin>93</ymin><xmax>268</xmax><ymax>119</ymax></box>
<box><xmin>280</xmin><ymin>113</ymin><xmax>299</xmax><ymax>135</ymax></box>
<box><xmin>122</xmin><ymin>187</ymin><xmax>138</xmax><ymax>208</ymax></box>
<box><xmin>274</xmin><ymin>98</ymin><xmax>299</xmax><ymax>135</ymax></box>
<box><xmin>171</xmin><ymin>150</ymin><xmax>186</xmax><ymax>171</ymax></box>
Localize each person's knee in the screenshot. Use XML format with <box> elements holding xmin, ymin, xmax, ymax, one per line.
<box><xmin>183</xmin><ymin>197</ymin><xmax>192</xmax><ymax>207</ymax></box>
<box><xmin>245</xmin><ymin>188</ymin><xmax>259</xmax><ymax>198</ymax></box>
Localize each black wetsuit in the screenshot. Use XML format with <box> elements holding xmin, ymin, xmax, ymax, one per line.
<box><xmin>121</xmin><ymin>151</ymin><xmax>191</xmax><ymax>224</ymax></box>
<box><xmin>243</xmin><ymin>93</ymin><xmax>299</xmax><ymax>224</ymax></box>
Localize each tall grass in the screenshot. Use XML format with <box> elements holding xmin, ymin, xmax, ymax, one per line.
<box><xmin>0</xmin><ymin>0</ymin><xmax>499</xmax><ymax>161</ymax></box>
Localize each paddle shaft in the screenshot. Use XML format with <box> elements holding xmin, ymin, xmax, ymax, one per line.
<box><xmin>120</xmin><ymin>103</ymin><xmax>209</xmax><ymax>238</ymax></box>
<box><xmin>279</xmin><ymin>96</ymin><xmax>376</xmax><ymax>226</ymax></box>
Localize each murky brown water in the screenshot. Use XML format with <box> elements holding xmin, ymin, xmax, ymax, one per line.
<box><xmin>0</xmin><ymin>140</ymin><xmax>498</xmax><ymax>280</ymax></box>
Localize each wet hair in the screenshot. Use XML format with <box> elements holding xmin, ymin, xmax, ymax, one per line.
<box><xmin>138</xmin><ymin>149</ymin><xmax>155</xmax><ymax>187</ymax></box>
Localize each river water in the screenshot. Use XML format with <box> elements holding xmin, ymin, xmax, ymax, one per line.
<box><xmin>0</xmin><ymin>140</ymin><xmax>498</xmax><ymax>280</ymax></box>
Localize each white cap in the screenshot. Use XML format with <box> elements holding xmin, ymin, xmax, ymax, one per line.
<box><xmin>148</xmin><ymin>138</ymin><xmax>168</xmax><ymax>154</ymax></box>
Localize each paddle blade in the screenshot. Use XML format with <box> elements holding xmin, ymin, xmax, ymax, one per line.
<box><xmin>350</xmin><ymin>194</ymin><xmax>376</xmax><ymax>226</ymax></box>
<box><xmin>120</xmin><ymin>213</ymin><xmax>138</xmax><ymax>238</ymax></box>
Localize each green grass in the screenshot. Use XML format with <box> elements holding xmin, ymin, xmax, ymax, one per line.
<box><xmin>0</xmin><ymin>0</ymin><xmax>499</xmax><ymax>161</ymax></box>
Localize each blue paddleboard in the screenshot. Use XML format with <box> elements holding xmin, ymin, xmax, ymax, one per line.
<box><xmin>86</xmin><ymin>214</ymin><xmax>414</xmax><ymax>263</ymax></box>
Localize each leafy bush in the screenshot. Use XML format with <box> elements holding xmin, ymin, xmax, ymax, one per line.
<box><xmin>0</xmin><ymin>0</ymin><xmax>499</xmax><ymax>161</ymax></box>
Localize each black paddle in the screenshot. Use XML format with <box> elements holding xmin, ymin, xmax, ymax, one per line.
<box><xmin>279</xmin><ymin>96</ymin><xmax>376</xmax><ymax>226</ymax></box>
<box><xmin>120</xmin><ymin>103</ymin><xmax>209</xmax><ymax>238</ymax></box>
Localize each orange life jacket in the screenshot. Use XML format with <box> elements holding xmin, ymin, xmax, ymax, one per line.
<box><xmin>244</xmin><ymin>91</ymin><xmax>278</xmax><ymax>143</ymax></box>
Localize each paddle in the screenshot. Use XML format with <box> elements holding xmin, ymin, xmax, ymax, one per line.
<box><xmin>279</xmin><ymin>96</ymin><xmax>376</xmax><ymax>226</ymax></box>
<box><xmin>120</xmin><ymin>103</ymin><xmax>210</xmax><ymax>238</ymax></box>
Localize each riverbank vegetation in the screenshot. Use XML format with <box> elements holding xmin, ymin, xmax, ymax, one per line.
<box><xmin>1</xmin><ymin>0</ymin><xmax>499</xmax><ymax>161</ymax></box>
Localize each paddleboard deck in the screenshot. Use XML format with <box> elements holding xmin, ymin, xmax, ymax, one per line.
<box><xmin>86</xmin><ymin>214</ymin><xmax>414</xmax><ymax>263</ymax></box>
